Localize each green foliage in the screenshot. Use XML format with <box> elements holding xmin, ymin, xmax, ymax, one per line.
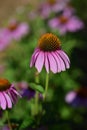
<box><xmin>19</xmin><ymin>116</ymin><xmax>34</xmax><ymax>130</ymax></box>
<box><xmin>29</xmin><ymin>83</ymin><xmax>44</xmax><ymax>93</ymax></box>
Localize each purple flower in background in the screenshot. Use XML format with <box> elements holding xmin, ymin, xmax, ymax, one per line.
<box><xmin>2</xmin><ymin>125</ymin><xmax>9</xmax><ymax>130</ymax></box>
<box><xmin>38</xmin><ymin>0</ymin><xmax>70</xmax><ymax>19</ymax></box>
<box><xmin>38</xmin><ymin>3</ymin><xmax>51</xmax><ymax>19</ymax></box>
<box><xmin>30</xmin><ymin>33</ymin><xmax>70</xmax><ymax>73</ymax></box>
<box><xmin>0</xmin><ymin>78</ymin><xmax>21</xmax><ymax>110</ymax></box>
<box><xmin>62</xmin><ymin>4</ymin><xmax>75</xmax><ymax>17</ymax></box>
<box><xmin>22</xmin><ymin>88</ymin><xmax>35</xmax><ymax>100</ymax></box>
<box><xmin>15</xmin><ymin>81</ymin><xmax>43</xmax><ymax>100</ymax></box>
<box><xmin>47</xmin><ymin>0</ymin><xmax>70</xmax><ymax>13</ymax></box>
<box><xmin>15</xmin><ymin>81</ymin><xmax>35</xmax><ymax>100</ymax></box>
<box><xmin>0</xmin><ymin>29</ymin><xmax>11</xmax><ymax>51</ymax></box>
<box><xmin>15</xmin><ymin>81</ymin><xmax>29</xmax><ymax>95</ymax></box>
<box><xmin>48</xmin><ymin>13</ymin><xmax>84</xmax><ymax>35</ymax></box>
<box><xmin>7</xmin><ymin>20</ymin><xmax>29</xmax><ymax>41</ymax></box>
<box><xmin>65</xmin><ymin>87</ymin><xmax>87</xmax><ymax>107</ymax></box>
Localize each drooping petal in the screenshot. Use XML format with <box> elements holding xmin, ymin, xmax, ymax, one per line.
<box><xmin>35</xmin><ymin>51</ymin><xmax>44</xmax><ymax>72</ymax></box>
<box><xmin>30</xmin><ymin>49</ymin><xmax>40</xmax><ymax>67</ymax></box>
<box><xmin>58</xmin><ymin>50</ymin><xmax>70</xmax><ymax>69</ymax></box>
<box><xmin>48</xmin><ymin>52</ymin><xmax>57</xmax><ymax>73</ymax></box>
<box><xmin>3</xmin><ymin>92</ymin><xmax>12</xmax><ymax>108</ymax></box>
<box><xmin>56</xmin><ymin>51</ymin><xmax>66</xmax><ymax>71</ymax></box>
<box><xmin>51</xmin><ymin>52</ymin><xmax>61</xmax><ymax>72</ymax></box>
<box><xmin>10</xmin><ymin>87</ymin><xmax>21</xmax><ymax>97</ymax></box>
<box><xmin>60</xmin><ymin>50</ymin><xmax>70</xmax><ymax>63</ymax></box>
<box><xmin>0</xmin><ymin>92</ymin><xmax>6</xmax><ymax>110</ymax></box>
<box><xmin>8</xmin><ymin>90</ymin><xmax>18</xmax><ymax>103</ymax></box>
<box><xmin>44</xmin><ymin>52</ymin><xmax>50</xmax><ymax>73</ymax></box>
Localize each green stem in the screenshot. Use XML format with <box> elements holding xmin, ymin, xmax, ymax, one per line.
<box><xmin>35</xmin><ymin>72</ymin><xmax>39</xmax><ymax>83</ymax></box>
<box><xmin>6</xmin><ymin>110</ymin><xmax>12</xmax><ymax>130</ymax></box>
<box><xmin>44</xmin><ymin>73</ymin><xmax>49</xmax><ymax>100</ymax></box>
<box><xmin>34</xmin><ymin>71</ymin><xmax>39</xmax><ymax>115</ymax></box>
<box><xmin>34</xmin><ymin>91</ymin><xmax>39</xmax><ymax>115</ymax></box>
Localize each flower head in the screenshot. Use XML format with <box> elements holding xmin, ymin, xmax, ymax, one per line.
<box><xmin>65</xmin><ymin>87</ymin><xmax>87</xmax><ymax>107</ymax></box>
<box><xmin>38</xmin><ymin>0</ymin><xmax>69</xmax><ymax>19</ymax></box>
<box><xmin>47</xmin><ymin>0</ymin><xmax>70</xmax><ymax>13</ymax></box>
<box><xmin>30</xmin><ymin>33</ymin><xmax>70</xmax><ymax>73</ymax></box>
<box><xmin>7</xmin><ymin>20</ymin><xmax>29</xmax><ymax>41</ymax></box>
<box><xmin>48</xmin><ymin>13</ymin><xmax>84</xmax><ymax>35</ymax></box>
<box><xmin>0</xmin><ymin>78</ymin><xmax>20</xmax><ymax>110</ymax></box>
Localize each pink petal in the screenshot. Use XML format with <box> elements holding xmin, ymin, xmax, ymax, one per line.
<box><xmin>58</xmin><ymin>25</ymin><xmax>68</xmax><ymax>35</ymax></box>
<box><xmin>3</xmin><ymin>92</ymin><xmax>12</xmax><ymax>108</ymax></box>
<box><xmin>10</xmin><ymin>87</ymin><xmax>21</xmax><ymax>97</ymax></box>
<box><xmin>58</xmin><ymin>50</ymin><xmax>70</xmax><ymax>69</ymax></box>
<box><xmin>48</xmin><ymin>18</ymin><xmax>59</xmax><ymax>28</ymax></box>
<box><xmin>44</xmin><ymin>52</ymin><xmax>50</xmax><ymax>73</ymax></box>
<box><xmin>60</xmin><ymin>50</ymin><xmax>70</xmax><ymax>63</ymax></box>
<box><xmin>67</xmin><ymin>16</ymin><xmax>84</xmax><ymax>32</ymax></box>
<box><xmin>51</xmin><ymin>52</ymin><xmax>61</xmax><ymax>72</ymax></box>
<box><xmin>56</xmin><ymin>51</ymin><xmax>66</xmax><ymax>71</ymax></box>
<box><xmin>48</xmin><ymin>52</ymin><xmax>57</xmax><ymax>73</ymax></box>
<box><xmin>9</xmin><ymin>90</ymin><xmax>18</xmax><ymax>103</ymax></box>
<box><xmin>35</xmin><ymin>51</ymin><xmax>44</xmax><ymax>72</ymax></box>
<box><xmin>0</xmin><ymin>92</ymin><xmax>6</xmax><ymax>110</ymax></box>
<box><xmin>30</xmin><ymin>49</ymin><xmax>40</xmax><ymax>67</ymax></box>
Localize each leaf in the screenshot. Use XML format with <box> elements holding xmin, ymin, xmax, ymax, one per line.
<box><xmin>29</xmin><ymin>83</ymin><xmax>44</xmax><ymax>93</ymax></box>
<box><xmin>19</xmin><ymin>116</ymin><xmax>34</xmax><ymax>130</ymax></box>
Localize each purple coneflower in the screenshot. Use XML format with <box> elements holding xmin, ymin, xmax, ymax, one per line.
<box><xmin>48</xmin><ymin>14</ymin><xmax>84</xmax><ymax>35</ymax></box>
<box><xmin>30</xmin><ymin>33</ymin><xmax>70</xmax><ymax>73</ymax></box>
<box><xmin>65</xmin><ymin>87</ymin><xmax>87</xmax><ymax>107</ymax></box>
<box><xmin>0</xmin><ymin>78</ymin><xmax>20</xmax><ymax>110</ymax></box>
<box><xmin>38</xmin><ymin>0</ymin><xmax>69</xmax><ymax>19</ymax></box>
<box><xmin>7</xmin><ymin>20</ymin><xmax>29</xmax><ymax>41</ymax></box>
<box><xmin>47</xmin><ymin>0</ymin><xmax>70</xmax><ymax>13</ymax></box>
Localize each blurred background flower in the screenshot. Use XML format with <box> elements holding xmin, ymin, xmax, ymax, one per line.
<box><xmin>65</xmin><ymin>87</ymin><xmax>87</xmax><ymax>107</ymax></box>
<box><xmin>5</xmin><ymin>20</ymin><xmax>29</xmax><ymax>41</ymax></box>
<box><xmin>48</xmin><ymin>12</ymin><xmax>84</xmax><ymax>35</ymax></box>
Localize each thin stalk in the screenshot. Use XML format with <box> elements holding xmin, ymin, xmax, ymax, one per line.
<box><xmin>43</xmin><ymin>73</ymin><xmax>49</xmax><ymax>100</ymax></box>
<box><xmin>6</xmin><ymin>110</ymin><xmax>12</xmax><ymax>130</ymax></box>
<box><xmin>34</xmin><ymin>91</ymin><xmax>39</xmax><ymax>115</ymax></box>
<box><xmin>34</xmin><ymin>71</ymin><xmax>39</xmax><ymax>115</ymax></box>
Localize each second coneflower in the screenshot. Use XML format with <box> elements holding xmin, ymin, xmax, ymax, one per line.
<box><xmin>0</xmin><ymin>78</ymin><xmax>21</xmax><ymax>110</ymax></box>
<box><xmin>30</xmin><ymin>33</ymin><xmax>70</xmax><ymax>73</ymax></box>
